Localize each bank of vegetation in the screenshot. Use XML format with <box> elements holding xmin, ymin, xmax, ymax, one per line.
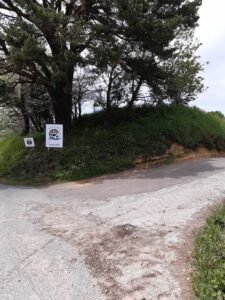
<box><xmin>193</xmin><ymin>204</ymin><xmax>225</xmax><ymax>299</ymax></box>
<box><xmin>1</xmin><ymin>105</ymin><xmax>225</xmax><ymax>184</ymax></box>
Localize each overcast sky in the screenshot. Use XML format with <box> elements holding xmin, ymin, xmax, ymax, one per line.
<box><xmin>195</xmin><ymin>0</ymin><xmax>225</xmax><ymax>113</ymax></box>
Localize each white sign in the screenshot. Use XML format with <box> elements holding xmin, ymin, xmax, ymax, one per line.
<box><xmin>24</xmin><ymin>137</ymin><xmax>35</xmax><ymax>148</ymax></box>
<box><xmin>45</xmin><ymin>124</ymin><xmax>63</xmax><ymax>148</ymax></box>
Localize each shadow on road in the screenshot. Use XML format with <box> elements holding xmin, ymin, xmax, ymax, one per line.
<box><xmin>92</xmin><ymin>157</ymin><xmax>225</xmax><ymax>182</ymax></box>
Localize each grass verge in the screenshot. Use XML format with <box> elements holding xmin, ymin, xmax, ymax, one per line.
<box><xmin>1</xmin><ymin>105</ymin><xmax>225</xmax><ymax>184</ymax></box>
<box><xmin>193</xmin><ymin>205</ymin><xmax>225</xmax><ymax>299</ymax></box>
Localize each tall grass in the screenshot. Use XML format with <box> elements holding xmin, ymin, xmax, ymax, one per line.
<box><xmin>0</xmin><ymin>136</ymin><xmax>25</xmax><ymax>175</ymax></box>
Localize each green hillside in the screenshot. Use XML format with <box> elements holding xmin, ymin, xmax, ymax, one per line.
<box><xmin>1</xmin><ymin>105</ymin><xmax>225</xmax><ymax>184</ymax></box>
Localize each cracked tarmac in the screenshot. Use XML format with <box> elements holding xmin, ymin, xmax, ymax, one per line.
<box><xmin>1</xmin><ymin>157</ymin><xmax>225</xmax><ymax>299</ymax></box>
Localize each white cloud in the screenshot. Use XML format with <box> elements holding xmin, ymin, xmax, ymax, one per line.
<box><xmin>196</xmin><ymin>0</ymin><xmax>225</xmax><ymax>46</ymax></box>
<box><xmin>195</xmin><ymin>0</ymin><xmax>225</xmax><ymax>113</ymax></box>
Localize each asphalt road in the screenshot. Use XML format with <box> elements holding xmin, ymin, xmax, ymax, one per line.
<box><xmin>1</xmin><ymin>158</ymin><xmax>225</xmax><ymax>300</ymax></box>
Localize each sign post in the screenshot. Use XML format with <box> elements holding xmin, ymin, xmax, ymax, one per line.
<box><xmin>45</xmin><ymin>124</ymin><xmax>63</xmax><ymax>148</ymax></box>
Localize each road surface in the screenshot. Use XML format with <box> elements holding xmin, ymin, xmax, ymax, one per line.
<box><xmin>1</xmin><ymin>158</ymin><xmax>225</xmax><ymax>300</ymax></box>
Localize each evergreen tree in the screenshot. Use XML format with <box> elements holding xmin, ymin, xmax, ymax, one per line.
<box><xmin>0</xmin><ymin>0</ymin><xmax>202</xmax><ymax>130</ymax></box>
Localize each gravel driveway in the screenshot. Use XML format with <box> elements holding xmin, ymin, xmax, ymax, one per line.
<box><xmin>1</xmin><ymin>158</ymin><xmax>225</xmax><ymax>300</ymax></box>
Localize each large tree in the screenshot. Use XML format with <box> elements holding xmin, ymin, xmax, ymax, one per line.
<box><xmin>154</xmin><ymin>30</ymin><xmax>206</xmax><ymax>105</ymax></box>
<box><xmin>0</xmin><ymin>0</ymin><xmax>202</xmax><ymax>131</ymax></box>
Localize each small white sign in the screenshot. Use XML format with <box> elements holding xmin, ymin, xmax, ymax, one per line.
<box><xmin>24</xmin><ymin>137</ymin><xmax>35</xmax><ymax>148</ymax></box>
<box><xmin>45</xmin><ymin>124</ymin><xmax>63</xmax><ymax>148</ymax></box>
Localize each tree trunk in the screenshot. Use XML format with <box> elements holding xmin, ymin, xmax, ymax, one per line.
<box><xmin>21</xmin><ymin>110</ymin><xmax>30</xmax><ymax>135</ymax></box>
<box><xmin>106</xmin><ymin>66</ymin><xmax>116</xmax><ymax>113</ymax></box>
<box><xmin>50</xmin><ymin>70</ymin><xmax>74</xmax><ymax>133</ymax></box>
<box><xmin>30</xmin><ymin>116</ymin><xmax>42</xmax><ymax>132</ymax></box>
<box><xmin>54</xmin><ymin>92</ymin><xmax>72</xmax><ymax>132</ymax></box>
<box><xmin>106</xmin><ymin>80</ymin><xmax>112</xmax><ymax>113</ymax></box>
<box><xmin>78</xmin><ymin>97</ymin><xmax>82</xmax><ymax>120</ymax></box>
<box><xmin>42</xmin><ymin>109</ymin><xmax>53</xmax><ymax>124</ymax></box>
<box><xmin>19</xmin><ymin>94</ymin><xmax>30</xmax><ymax>135</ymax></box>
<box><xmin>75</xmin><ymin>103</ymin><xmax>78</xmax><ymax>120</ymax></box>
<box><xmin>128</xmin><ymin>77</ymin><xmax>143</xmax><ymax>109</ymax></box>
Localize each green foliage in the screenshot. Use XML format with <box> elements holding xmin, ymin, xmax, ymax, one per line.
<box><xmin>0</xmin><ymin>0</ymin><xmax>203</xmax><ymax>129</ymax></box>
<box><xmin>1</xmin><ymin>105</ymin><xmax>225</xmax><ymax>184</ymax></box>
<box><xmin>0</xmin><ymin>136</ymin><xmax>25</xmax><ymax>175</ymax></box>
<box><xmin>209</xmin><ymin>111</ymin><xmax>225</xmax><ymax>120</ymax></box>
<box><xmin>193</xmin><ymin>205</ymin><xmax>225</xmax><ymax>299</ymax></box>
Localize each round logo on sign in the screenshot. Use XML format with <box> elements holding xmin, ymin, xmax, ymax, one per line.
<box><xmin>49</xmin><ymin>129</ymin><xmax>60</xmax><ymax>140</ymax></box>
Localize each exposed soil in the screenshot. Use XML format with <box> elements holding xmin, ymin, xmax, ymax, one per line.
<box><xmin>135</xmin><ymin>144</ymin><xmax>225</xmax><ymax>169</ymax></box>
<box><xmin>173</xmin><ymin>204</ymin><xmax>222</xmax><ymax>300</ymax></box>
